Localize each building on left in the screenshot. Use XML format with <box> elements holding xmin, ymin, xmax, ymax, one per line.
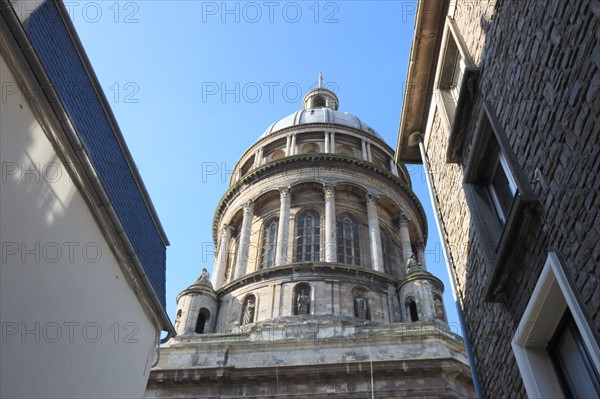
<box><xmin>0</xmin><ymin>1</ymin><xmax>175</xmax><ymax>397</ymax></box>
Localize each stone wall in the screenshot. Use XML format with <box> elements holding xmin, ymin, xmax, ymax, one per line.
<box><xmin>424</xmin><ymin>0</ymin><xmax>600</xmax><ymax>396</ymax></box>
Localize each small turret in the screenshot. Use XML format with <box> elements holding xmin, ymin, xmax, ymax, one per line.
<box><xmin>174</xmin><ymin>268</ymin><xmax>218</xmax><ymax>335</ymax></box>
<box><xmin>398</xmin><ymin>253</ymin><xmax>447</xmax><ymax>323</ymax></box>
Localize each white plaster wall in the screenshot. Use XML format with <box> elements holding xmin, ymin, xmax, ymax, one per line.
<box><xmin>0</xmin><ymin>55</ymin><xmax>158</xmax><ymax>398</ymax></box>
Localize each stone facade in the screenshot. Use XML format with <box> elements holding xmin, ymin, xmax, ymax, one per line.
<box><xmin>397</xmin><ymin>0</ymin><xmax>600</xmax><ymax>397</ymax></box>
<box><xmin>147</xmin><ymin>81</ymin><xmax>475</xmax><ymax>397</ymax></box>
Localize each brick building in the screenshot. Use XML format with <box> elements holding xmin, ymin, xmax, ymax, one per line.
<box><xmin>396</xmin><ymin>0</ymin><xmax>599</xmax><ymax>397</ymax></box>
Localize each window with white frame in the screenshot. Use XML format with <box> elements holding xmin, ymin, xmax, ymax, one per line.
<box><xmin>437</xmin><ymin>18</ymin><xmax>475</xmax><ymax>129</ymax></box>
<box><xmin>464</xmin><ymin>101</ymin><xmax>540</xmax><ymax>301</ymax></box>
<box><xmin>489</xmin><ymin>150</ymin><xmax>517</xmax><ymax>223</ymax></box>
<box><xmin>464</xmin><ymin>104</ymin><xmax>519</xmax><ymax>233</ymax></box>
<box><xmin>436</xmin><ymin>17</ymin><xmax>480</xmax><ymax>163</ymax></box>
<box><xmin>512</xmin><ymin>252</ymin><xmax>600</xmax><ymax>398</ymax></box>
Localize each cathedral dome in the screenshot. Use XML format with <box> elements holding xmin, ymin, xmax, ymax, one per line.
<box><xmin>261</xmin><ymin>74</ymin><xmax>382</xmax><ymax>139</ymax></box>
<box><xmin>260</xmin><ymin>108</ymin><xmax>382</xmax><ymax>139</ymax></box>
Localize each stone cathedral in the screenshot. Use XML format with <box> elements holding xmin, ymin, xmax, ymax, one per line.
<box><xmin>145</xmin><ymin>79</ymin><xmax>474</xmax><ymax>398</ymax></box>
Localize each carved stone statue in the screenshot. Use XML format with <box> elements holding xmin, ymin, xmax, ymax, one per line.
<box><xmin>354</xmin><ymin>296</ymin><xmax>368</xmax><ymax>319</ymax></box>
<box><xmin>196</xmin><ymin>268</ymin><xmax>210</xmax><ymax>284</ymax></box>
<box><xmin>434</xmin><ymin>297</ymin><xmax>444</xmax><ymax>319</ymax></box>
<box><xmin>406</xmin><ymin>253</ymin><xmax>422</xmax><ymax>274</ymax></box>
<box><xmin>297</xmin><ymin>290</ymin><xmax>310</xmax><ymax>315</ymax></box>
<box><xmin>242</xmin><ymin>298</ymin><xmax>255</xmax><ymax>325</ymax></box>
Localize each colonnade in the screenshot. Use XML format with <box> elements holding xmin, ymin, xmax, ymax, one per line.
<box><xmin>211</xmin><ymin>186</ymin><xmax>425</xmax><ymax>289</ymax></box>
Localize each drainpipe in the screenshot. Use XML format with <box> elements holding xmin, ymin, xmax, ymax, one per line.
<box><xmin>415</xmin><ymin>133</ymin><xmax>483</xmax><ymax>398</ymax></box>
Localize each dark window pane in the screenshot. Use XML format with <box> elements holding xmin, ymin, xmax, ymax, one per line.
<box><xmin>548</xmin><ymin>310</ymin><xmax>600</xmax><ymax>398</ymax></box>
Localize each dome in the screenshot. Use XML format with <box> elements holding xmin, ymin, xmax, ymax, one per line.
<box><xmin>261</xmin><ymin>73</ymin><xmax>382</xmax><ymax>139</ymax></box>
<box><xmin>260</xmin><ymin>108</ymin><xmax>383</xmax><ymax>139</ymax></box>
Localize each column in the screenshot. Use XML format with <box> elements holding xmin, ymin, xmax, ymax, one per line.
<box><xmin>275</xmin><ymin>187</ymin><xmax>292</xmax><ymax>266</ymax></box>
<box><xmin>212</xmin><ymin>224</ymin><xmax>233</xmax><ymax>289</ymax></box>
<box><xmin>366</xmin><ymin>194</ymin><xmax>384</xmax><ymax>272</ymax></box>
<box><xmin>416</xmin><ymin>240</ymin><xmax>427</xmax><ymax>271</ymax></box>
<box><xmin>234</xmin><ymin>200</ymin><xmax>254</xmax><ymax>279</ymax></box>
<box><xmin>325</xmin><ymin>132</ymin><xmax>330</xmax><ymax>153</ymax></box>
<box><xmin>290</xmin><ymin>134</ymin><xmax>297</xmax><ymax>155</ymax></box>
<box><xmin>330</xmin><ymin>132</ymin><xmax>336</xmax><ymax>154</ymax></box>
<box><xmin>389</xmin><ymin>159</ymin><xmax>399</xmax><ymax>176</ymax></box>
<box><xmin>257</xmin><ymin>147</ymin><xmax>263</xmax><ymax>166</ymax></box>
<box><xmin>361</xmin><ymin>140</ymin><xmax>368</xmax><ymax>160</ymax></box>
<box><xmin>366</xmin><ymin>142</ymin><xmax>372</xmax><ymax>162</ymax></box>
<box><xmin>323</xmin><ymin>184</ymin><xmax>337</xmax><ymax>262</ymax></box>
<box><xmin>398</xmin><ymin>213</ymin><xmax>412</xmax><ymax>265</ymax></box>
<box><xmin>285</xmin><ymin>135</ymin><xmax>291</xmax><ymax>156</ymax></box>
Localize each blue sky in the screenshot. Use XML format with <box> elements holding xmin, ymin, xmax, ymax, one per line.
<box><xmin>70</xmin><ymin>0</ymin><xmax>462</xmax><ymax>334</ymax></box>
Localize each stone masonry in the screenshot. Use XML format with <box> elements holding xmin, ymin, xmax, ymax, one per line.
<box><xmin>400</xmin><ymin>0</ymin><xmax>599</xmax><ymax>396</ymax></box>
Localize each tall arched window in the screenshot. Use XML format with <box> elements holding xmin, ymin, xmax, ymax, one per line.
<box><xmin>337</xmin><ymin>215</ymin><xmax>361</xmax><ymax>265</ymax></box>
<box><xmin>261</xmin><ymin>219</ymin><xmax>278</xmax><ymax>268</ymax></box>
<box><xmin>295</xmin><ymin>211</ymin><xmax>320</xmax><ymax>262</ymax></box>
<box><xmin>406</xmin><ymin>297</ymin><xmax>419</xmax><ymax>322</ymax></box>
<box><xmin>195</xmin><ymin>308</ymin><xmax>210</xmax><ymax>334</ymax></box>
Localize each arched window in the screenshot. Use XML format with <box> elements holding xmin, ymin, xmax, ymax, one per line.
<box><xmin>195</xmin><ymin>308</ymin><xmax>210</xmax><ymax>334</ymax></box>
<box><xmin>353</xmin><ymin>289</ymin><xmax>371</xmax><ymax>320</ymax></box>
<box><xmin>301</xmin><ymin>143</ymin><xmax>320</xmax><ymax>154</ymax></box>
<box><xmin>337</xmin><ymin>215</ymin><xmax>361</xmax><ymax>265</ymax></box>
<box><xmin>241</xmin><ymin>295</ymin><xmax>256</xmax><ymax>325</ymax></box>
<box><xmin>174</xmin><ymin>309</ymin><xmax>182</xmax><ymax>331</ymax></box>
<box><xmin>295</xmin><ymin>211</ymin><xmax>320</xmax><ymax>262</ymax></box>
<box><xmin>261</xmin><ymin>219</ymin><xmax>278</xmax><ymax>269</ymax></box>
<box><xmin>293</xmin><ymin>283</ymin><xmax>311</xmax><ymax>315</ymax></box>
<box><xmin>270</xmin><ymin>149</ymin><xmax>285</xmax><ymax>161</ymax></box>
<box><xmin>336</xmin><ymin>144</ymin><xmax>354</xmax><ymax>157</ymax></box>
<box><xmin>406</xmin><ymin>298</ymin><xmax>419</xmax><ymax>322</ymax></box>
<box><xmin>312</xmin><ymin>95</ymin><xmax>326</xmax><ymax>108</ymax></box>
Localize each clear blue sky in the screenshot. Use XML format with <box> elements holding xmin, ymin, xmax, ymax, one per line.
<box><xmin>70</xmin><ymin>0</ymin><xmax>462</xmax><ymax>334</ymax></box>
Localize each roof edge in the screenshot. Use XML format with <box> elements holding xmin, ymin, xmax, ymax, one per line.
<box><xmin>396</xmin><ymin>0</ymin><xmax>449</xmax><ymax>164</ymax></box>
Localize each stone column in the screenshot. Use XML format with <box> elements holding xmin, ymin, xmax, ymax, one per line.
<box><xmin>290</xmin><ymin>134</ymin><xmax>297</xmax><ymax>155</ymax></box>
<box><xmin>212</xmin><ymin>224</ymin><xmax>233</xmax><ymax>289</ymax></box>
<box><xmin>323</xmin><ymin>184</ymin><xmax>337</xmax><ymax>262</ymax></box>
<box><xmin>416</xmin><ymin>240</ymin><xmax>427</xmax><ymax>271</ymax></box>
<box><xmin>285</xmin><ymin>135</ymin><xmax>291</xmax><ymax>156</ymax></box>
<box><xmin>366</xmin><ymin>194</ymin><xmax>384</xmax><ymax>272</ymax></box>
<box><xmin>366</xmin><ymin>142</ymin><xmax>372</xmax><ymax>162</ymax></box>
<box><xmin>325</xmin><ymin>132</ymin><xmax>330</xmax><ymax>153</ymax></box>
<box><xmin>275</xmin><ymin>187</ymin><xmax>292</xmax><ymax>266</ymax></box>
<box><xmin>389</xmin><ymin>159</ymin><xmax>399</xmax><ymax>176</ymax></box>
<box><xmin>234</xmin><ymin>201</ymin><xmax>254</xmax><ymax>279</ymax></box>
<box><xmin>330</xmin><ymin>132</ymin><xmax>336</xmax><ymax>154</ymax></box>
<box><xmin>361</xmin><ymin>140</ymin><xmax>368</xmax><ymax>160</ymax></box>
<box><xmin>398</xmin><ymin>213</ymin><xmax>412</xmax><ymax>265</ymax></box>
<box><xmin>257</xmin><ymin>147</ymin><xmax>263</xmax><ymax>165</ymax></box>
